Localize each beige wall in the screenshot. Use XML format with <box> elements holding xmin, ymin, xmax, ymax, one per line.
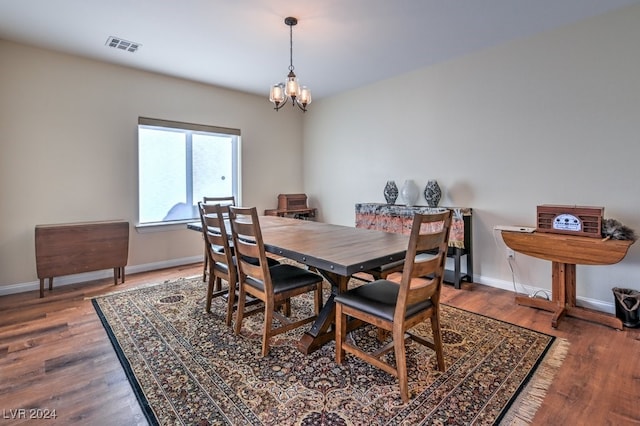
<box><xmin>304</xmin><ymin>4</ymin><xmax>640</xmax><ymax>311</ymax></box>
<box><xmin>2</xmin><ymin>5</ymin><xmax>639</xmax><ymax>312</ymax></box>
<box><xmin>0</xmin><ymin>40</ymin><xmax>304</xmax><ymax>290</ymax></box>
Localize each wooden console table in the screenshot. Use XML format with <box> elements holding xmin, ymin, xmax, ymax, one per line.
<box><xmin>35</xmin><ymin>220</ymin><xmax>129</xmax><ymax>297</ymax></box>
<box><xmin>501</xmin><ymin>230</ymin><xmax>634</xmax><ymax>330</ymax></box>
<box><xmin>355</xmin><ymin>203</ymin><xmax>472</xmax><ymax>288</ymax></box>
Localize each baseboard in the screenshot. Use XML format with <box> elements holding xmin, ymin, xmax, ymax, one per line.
<box><xmin>0</xmin><ymin>259</ymin><xmax>616</xmax><ymax>315</ymax></box>
<box><xmin>0</xmin><ymin>256</ymin><xmax>202</xmax><ymax>297</ymax></box>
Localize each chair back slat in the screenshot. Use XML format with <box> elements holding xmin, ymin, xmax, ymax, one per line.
<box><xmin>395</xmin><ymin>210</ymin><xmax>452</xmax><ymax>322</ymax></box>
<box><xmin>410</xmin><ymin>255</ymin><xmax>441</xmax><ymax>279</ymax></box>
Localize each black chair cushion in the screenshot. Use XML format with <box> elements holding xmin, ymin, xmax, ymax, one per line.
<box><xmin>245</xmin><ymin>255</ymin><xmax>280</xmax><ymax>267</ymax></box>
<box><xmin>334</xmin><ymin>280</ymin><xmax>433</xmax><ymax>322</ymax></box>
<box><xmin>246</xmin><ymin>264</ymin><xmax>322</xmax><ymax>294</ymax></box>
<box><xmin>212</xmin><ymin>261</ymin><xmax>230</xmax><ymax>274</ymax></box>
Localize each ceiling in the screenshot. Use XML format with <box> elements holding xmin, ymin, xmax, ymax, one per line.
<box><xmin>1</xmin><ymin>0</ymin><xmax>638</xmax><ymax>100</ymax></box>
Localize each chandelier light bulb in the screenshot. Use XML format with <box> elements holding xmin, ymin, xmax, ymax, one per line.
<box><xmin>269</xmin><ymin>84</ymin><xmax>285</xmax><ymax>104</ymax></box>
<box><xmin>285</xmin><ymin>74</ymin><xmax>300</xmax><ymax>98</ymax></box>
<box><xmin>299</xmin><ymin>86</ymin><xmax>312</xmax><ymax>106</ymax></box>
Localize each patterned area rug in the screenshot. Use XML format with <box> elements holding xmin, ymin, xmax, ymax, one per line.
<box><xmin>92</xmin><ymin>277</ymin><xmax>568</xmax><ymax>425</ymax></box>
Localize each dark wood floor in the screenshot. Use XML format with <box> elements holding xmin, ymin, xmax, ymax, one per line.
<box><xmin>1</xmin><ymin>263</ymin><xmax>639</xmax><ymax>425</ymax></box>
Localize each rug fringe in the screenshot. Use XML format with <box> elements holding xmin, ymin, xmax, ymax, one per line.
<box><xmin>499</xmin><ymin>338</ymin><xmax>570</xmax><ymax>425</ymax></box>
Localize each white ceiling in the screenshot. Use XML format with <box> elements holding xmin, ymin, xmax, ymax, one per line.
<box><xmin>1</xmin><ymin>0</ymin><xmax>638</xmax><ymax>100</ymax></box>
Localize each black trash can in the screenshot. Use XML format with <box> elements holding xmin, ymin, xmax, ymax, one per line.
<box><xmin>612</xmin><ymin>287</ymin><xmax>640</xmax><ymax>328</ymax></box>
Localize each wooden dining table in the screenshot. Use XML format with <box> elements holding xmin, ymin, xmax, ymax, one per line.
<box><xmin>188</xmin><ymin>215</ymin><xmax>410</xmax><ymax>354</ymax></box>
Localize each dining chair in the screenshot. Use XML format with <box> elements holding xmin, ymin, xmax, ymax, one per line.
<box><xmin>201</xmin><ymin>196</ymin><xmax>236</xmax><ymax>281</ymax></box>
<box><xmin>199</xmin><ymin>202</ymin><xmax>278</xmax><ymax>326</ymax></box>
<box><xmin>198</xmin><ymin>202</ymin><xmax>239</xmax><ymax>326</ymax></box>
<box><xmin>334</xmin><ymin>210</ymin><xmax>453</xmax><ymax>403</ymax></box>
<box><xmin>228</xmin><ymin>206</ymin><xmax>324</xmax><ymax>356</ymax></box>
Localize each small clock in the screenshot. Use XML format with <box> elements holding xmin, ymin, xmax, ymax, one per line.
<box><xmin>553</xmin><ymin>213</ymin><xmax>582</xmax><ymax>232</ymax></box>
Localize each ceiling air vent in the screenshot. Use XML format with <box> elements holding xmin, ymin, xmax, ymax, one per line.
<box><xmin>105</xmin><ymin>36</ymin><xmax>141</xmax><ymax>53</ymax></box>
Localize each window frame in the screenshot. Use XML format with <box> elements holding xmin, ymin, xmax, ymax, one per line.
<box><xmin>136</xmin><ymin>117</ymin><xmax>241</xmax><ymax>230</ymax></box>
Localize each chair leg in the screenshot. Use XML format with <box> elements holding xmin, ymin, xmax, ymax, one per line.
<box><xmin>203</xmin><ymin>249</ymin><xmax>208</xmax><ymax>281</ymax></box>
<box><xmin>225</xmin><ymin>282</ymin><xmax>236</xmax><ymax>326</ymax></box>
<box><xmin>281</xmin><ymin>299</ymin><xmax>291</xmax><ymax>317</ymax></box>
<box><xmin>262</xmin><ymin>301</ymin><xmax>274</xmax><ymax>357</ymax></box>
<box><xmin>335</xmin><ymin>303</ymin><xmax>345</xmax><ymax>364</ymax></box>
<box><xmin>430</xmin><ymin>313</ymin><xmax>446</xmax><ymax>371</ymax></box>
<box><xmin>376</xmin><ymin>328</ymin><xmax>389</xmax><ymax>342</ymax></box>
<box><xmin>205</xmin><ymin>274</ymin><xmax>215</xmax><ymax>313</ymax></box>
<box><xmin>393</xmin><ymin>328</ymin><xmax>410</xmax><ymax>403</ymax></box>
<box><xmin>213</xmin><ymin>276</ymin><xmax>222</xmax><ymax>292</ymax></box>
<box><xmin>234</xmin><ymin>286</ymin><xmax>247</xmax><ymax>335</ymax></box>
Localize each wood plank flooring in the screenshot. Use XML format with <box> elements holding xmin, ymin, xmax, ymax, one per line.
<box><xmin>1</xmin><ymin>263</ymin><xmax>639</xmax><ymax>425</ymax></box>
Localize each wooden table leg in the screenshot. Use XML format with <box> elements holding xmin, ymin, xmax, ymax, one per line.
<box><xmin>565</xmin><ymin>306</ymin><xmax>624</xmax><ymax>330</ymax></box>
<box><xmin>551</xmin><ymin>262</ymin><xmax>567</xmax><ymax>328</ymax></box>
<box><xmin>565</xmin><ymin>263</ymin><xmax>576</xmax><ymax>307</ymax></box>
<box><xmin>298</xmin><ymin>272</ymin><xmax>345</xmax><ymax>354</ymax></box>
<box><xmin>298</xmin><ymin>272</ymin><xmax>363</xmax><ymax>354</ymax></box>
<box><xmin>516</xmin><ymin>261</ymin><xmax>623</xmax><ymax>330</ymax></box>
<box><xmin>515</xmin><ymin>295</ymin><xmax>557</xmax><ymax>312</ymax></box>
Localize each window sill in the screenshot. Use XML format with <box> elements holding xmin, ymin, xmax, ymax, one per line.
<box><xmin>135</xmin><ymin>220</ymin><xmax>197</xmax><ymax>233</ymax></box>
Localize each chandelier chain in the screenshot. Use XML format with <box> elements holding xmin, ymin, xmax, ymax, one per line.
<box><xmin>289</xmin><ymin>23</ymin><xmax>295</xmax><ymax>73</ymax></box>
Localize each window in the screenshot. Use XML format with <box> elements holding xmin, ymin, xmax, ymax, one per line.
<box><xmin>138</xmin><ymin>117</ymin><xmax>240</xmax><ymax>225</ymax></box>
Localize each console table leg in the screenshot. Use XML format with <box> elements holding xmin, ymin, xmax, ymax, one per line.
<box><xmin>453</xmin><ymin>249</ymin><xmax>461</xmax><ymax>289</ymax></box>
<box><xmin>515</xmin><ymin>295</ymin><xmax>557</xmax><ymax>312</ymax></box>
<box><xmin>565</xmin><ymin>306</ymin><xmax>624</xmax><ymax>330</ymax></box>
<box><xmin>551</xmin><ymin>307</ymin><xmax>566</xmax><ymax>328</ymax></box>
<box><xmin>554</xmin><ymin>262</ymin><xmax>567</xmax><ymax>306</ymax></box>
<box><xmin>466</xmin><ymin>248</ymin><xmax>473</xmax><ymax>284</ymax></box>
<box><xmin>565</xmin><ymin>264</ymin><xmax>576</xmax><ymax>307</ymax></box>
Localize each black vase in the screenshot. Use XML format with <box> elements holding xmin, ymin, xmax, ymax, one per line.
<box><xmin>383</xmin><ymin>181</ymin><xmax>398</xmax><ymax>204</ymax></box>
<box><xmin>424</xmin><ymin>180</ymin><xmax>442</xmax><ymax>207</ymax></box>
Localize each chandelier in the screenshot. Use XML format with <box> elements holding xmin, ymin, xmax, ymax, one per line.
<box><xmin>269</xmin><ymin>17</ymin><xmax>311</xmax><ymax>112</ymax></box>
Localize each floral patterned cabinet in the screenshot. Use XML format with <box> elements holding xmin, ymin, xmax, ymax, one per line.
<box><xmin>355</xmin><ymin>203</ymin><xmax>473</xmax><ymax>289</ymax></box>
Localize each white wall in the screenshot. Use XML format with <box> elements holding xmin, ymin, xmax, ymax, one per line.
<box><xmin>0</xmin><ymin>40</ymin><xmax>305</xmax><ymax>290</ymax></box>
<box><xmin>304</xmin><ymin>4</ymin><xmax>640</xmax><ymax>311</ymax></box>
